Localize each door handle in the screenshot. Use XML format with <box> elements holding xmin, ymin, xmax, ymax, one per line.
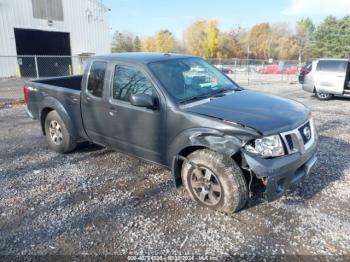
<box><xmin>84</xmin><ymin>96</ymin><xmax>91</xmax><ymax>103</ymax></box>
<box><xmin>70</xmin><ymin>97</ymin><xmax>79</xmax><ymax>103</ymax></box>
<box><xmin>109</xmin><ymin>106</ymin><xmax>118</xmax><ymax>116</ymax></box>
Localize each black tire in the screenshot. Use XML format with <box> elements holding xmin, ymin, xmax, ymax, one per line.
<box><xmin>315</xmin><ymin>91</ymin><xmax>333</xmax><ymax>100</ymax></box>
<box><xmin>181</xmin><ymin>149</ymin><xmax>248</xmax><ymax>213</ymax></box>
<box><xmin>44</xmin><ymin>111</ymin><xmax>77</xmax><ymax>153</ymax></box>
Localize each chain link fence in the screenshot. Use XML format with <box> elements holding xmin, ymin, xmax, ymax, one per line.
<box><xmin>0</xmin><ymin>55</ymin><xmax>299</xmax><ymax>102</ymax></box>
<box><xmin>207</xmin><ymin>58</ymin><xmax>299</xmax><ymax>86</ymax></box>
<box><xmin>0</xmin><ymin>55</ymin><xmax>90</xmax><ymax>102</ymax></box>
<box><xmin>0</xmin><ymin>55</ymin><xmax>90</xmax><ymax>79</ymax></box>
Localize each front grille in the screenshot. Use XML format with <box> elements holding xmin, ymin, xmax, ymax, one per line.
<box><xmin>281</xmin><ymin>119</ymin><xmax>316</xmax><ymax>154</ymax></box>
<box><xmin>285</xmin><ymin>134</ymin><xmax>294</xmax><ymax>151</ymax></box>
<box><xmin>298</xmin><ymin>122</ymin><xmax>312</xmax><ymax>144</ymax></box>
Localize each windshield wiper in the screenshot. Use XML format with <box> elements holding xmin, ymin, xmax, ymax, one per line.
<box><xmin>210</xmin><ymin>88</ymin><xmax>235</xmax><ymax>97</ymax></box>
<box><xmin>180</xmin><ymin>93</ymin><xmax>214</xmax><ymax>104</ymax></box>
<box><xmin>180</xmin><ymin>88</ymin><xmax>235</xmax><ymax>104</ymax></box>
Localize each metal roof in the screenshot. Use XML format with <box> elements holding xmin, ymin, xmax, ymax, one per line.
<box><xmin>317</xmin><ymin>58</ymin><xmax>349</xmax><ymax>61</ymax></box>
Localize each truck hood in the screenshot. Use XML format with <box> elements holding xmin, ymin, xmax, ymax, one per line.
<box><xmin>184</xmin><ymin>90</ymin><xmax>309</xmax><ymax>135</ymax></box>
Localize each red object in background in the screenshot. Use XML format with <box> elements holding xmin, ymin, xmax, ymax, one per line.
<box><xmin>23</xmin><ymin>86</ymin><xmax>28</xmax><ymax>104</ymax></box>
<box><xmin>259</xmin><ymin>64</ymin><xmax>298</xmax><ymax>75</ymax></box>
<box><xmin>259</xmin><ymin>64</ymin><xmax>281</xmax><ymax>74</ymax></box>
<box><xmin>284</xmin><ymin>66</ymin><xmax>298</xmax><ymax>75</ymax></box>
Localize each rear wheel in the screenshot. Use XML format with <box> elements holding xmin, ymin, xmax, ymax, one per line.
<box><xmin>315</xmin><ymin>91</ymin><xmax>333</xmax><ymax>100</ymax></box>
<box><xmin>44</xmin><ymin>111</ymin><xmax>77</xmax><ymax>153</ymax></box>
<box><xmin>181</xmin><ymin>149</ymin><xmax>248</xmax><ymax>213</ymax></box>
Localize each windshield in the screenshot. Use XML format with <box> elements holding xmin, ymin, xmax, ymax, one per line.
<box><xmin>149</xmin><ymin>58</ymin><xmax>240</xmax><ymax>103</ymax></box>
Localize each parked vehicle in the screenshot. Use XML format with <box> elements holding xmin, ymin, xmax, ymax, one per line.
<box><xmin>214</xmin><ymin>64</ymin><xmax>234</xmax><ymax>74</ymax></box>
<box><xmin>301</xmin><ymin>58</ymin><xmax>350</xmax><ymax>100</ymax></box>
<box><xmin>259</xmin><ymin>64</ymin><xmax>298</xmax><ymax>75</ymax></box>
<box><xmin>24</xmin><ymin>53</ymin><xmax>318</xmax><ymax>213</ymax></box>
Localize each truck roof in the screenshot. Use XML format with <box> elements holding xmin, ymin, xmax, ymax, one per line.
<box><xmin>317</xmin><ymin>58</ymin><xmax>349</xmax><ymax>62</ymax></box>
<box><xmin>92</xmin><ymin>52</ymin><xmax>196</xmax><ymax>64</ymax></box>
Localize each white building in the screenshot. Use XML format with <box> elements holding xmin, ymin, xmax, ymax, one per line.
<box><xmin>0</xmin><ymin>0</ymin><xmax>111</xmax><ymax>77</ymax></box>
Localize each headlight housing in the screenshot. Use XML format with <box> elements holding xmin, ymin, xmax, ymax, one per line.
<box><xmin>245</xmin><ymin>135</ymin><xmax>285</xmax><ymax>158</ymax></box>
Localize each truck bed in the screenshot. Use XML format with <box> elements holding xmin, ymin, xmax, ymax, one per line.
<box><xmin>25</xmin><ymin>75</ymin><xmax>86</xmax><ymax>139</ymax></box>
<box><xmin>33</xmin><ymin>75</ymin><xmax>83</xmax><ymax>91</ymax></box>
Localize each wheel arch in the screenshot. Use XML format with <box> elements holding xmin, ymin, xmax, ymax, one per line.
<box><xmin>40</xmin><ymin>107</ymin><xmax>54</xmax><ymax>135</ymax></box>
<box><xmin>40</xmin><ymin>97</ymin><xmax>78</xmax><ymax>138</ymax></box>
<box><xmin>170</xmin><ymin>128</ymin><xmax>245</xmax><ymax>188</ymax></box>
<box><xmin>171</xmin><ymin>145</ymin><xmax>208</xmax><ymax>188</ymax></box>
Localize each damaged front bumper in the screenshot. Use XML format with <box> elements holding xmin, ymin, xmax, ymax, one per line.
<box><xmin>242</xmin><ymin>140</ymin><xmax>318</xmax><ymax>201</ymax></box>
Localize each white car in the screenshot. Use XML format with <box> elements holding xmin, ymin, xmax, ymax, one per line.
<box><xmin>301</xmin><ymin>58</ymin><xmax>350</xmax><ymax>100</ymax></box>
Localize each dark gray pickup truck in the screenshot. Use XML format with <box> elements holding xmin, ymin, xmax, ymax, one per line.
<box><xmin>24</xmin><ymin>53</ymin><xmax>318</xmax><ymax>213</ymax></box>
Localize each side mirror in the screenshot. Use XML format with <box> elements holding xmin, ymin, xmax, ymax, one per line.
<box><xmin>130</xmin><ymin>93</ymin><xmax>155</xmax><ymax>108</ymax></box>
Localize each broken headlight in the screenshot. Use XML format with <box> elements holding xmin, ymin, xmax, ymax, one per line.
<box><xmin>245</xmin><ymin>135</ymin><xmax>285</xmax><ymax>158</ymax></box>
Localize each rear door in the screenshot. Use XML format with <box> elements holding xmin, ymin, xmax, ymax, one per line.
<box><xmin>81</xmin><ymin>61</ymin><xmax>109</xmax><ymax>144</ymax></box>
<box><xmin>315</xmin><ymin>60</ymin><xmax>347</xmax><ymax>94</ymax></box>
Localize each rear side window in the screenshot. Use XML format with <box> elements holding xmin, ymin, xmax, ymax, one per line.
<box><xmin>87</xmin><ymin>61</ymin><xmax>107</xmax><ymax>98</ymax></box>
<box><xmin>112</xmin><ymin>65</ymin><xmax>156</xmax><ymax>102</ymax></box>
<box><xmin>305</xmin><ymin>62</ymin><xmax>312</xmax><ymax>71</ymax></box>
<box><xmin>317</xmin><ymin>60</ymin><xmax>348</xmax><ymax>73</ymax></box>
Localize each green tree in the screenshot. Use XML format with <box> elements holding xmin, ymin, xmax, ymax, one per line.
<box><xmin>314</xmin><ymin>15</ymin><xmax>350</xmax><ymax>58</ymax></box>
<box><xmin>111</xmin><ymin>31</ymin><xmax>134</xmax><ymax>53</ymax></box>
<box><xmin>337</xmin><ymin>16</ymin><xmax>350</xmax><ymax>58</ymax></box>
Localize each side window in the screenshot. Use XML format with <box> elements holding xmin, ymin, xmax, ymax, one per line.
<box><xmin>339</xmin><ymin>61</ymin><xmax>348</xmax><ymax>72</ymax></box>
<box><xmin>87</xmin><ymin>61</ymin><xmax>107</xmax><ymax>98</ymax></box>
<box><xmin>112</xmin><ymin>65</ymin><xmax>156</xmax><ymax>102</ymax></box>
<box><xmin>317</xmin><ymin>60</ymin><xmax>347</xmax><ymax>73</ymax></box>
<box><xmin>317</xmin><ymin>61</ymin><xmax>329</xmax><ymax>71</ymax></box>
<box><xmin>305</xmin><ymin>62</ymin><xmax>312</xmax><ymax>71</ymax></box>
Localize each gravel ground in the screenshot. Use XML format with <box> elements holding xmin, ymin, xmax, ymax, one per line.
<box><xmin>0</xmin><ymin>82</ymin><xmax>350</xmax><ymax>258</ymax></box>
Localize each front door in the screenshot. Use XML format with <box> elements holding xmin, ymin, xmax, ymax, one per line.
<box><xmin>105</xmin><ymin>63</ymin><xmax>165</xmax><ymax>163</ymax></box>
<box><xmin>315</xmin><ymin>60</ymin><xmax>347</xmax><ymax>95</ymax></box>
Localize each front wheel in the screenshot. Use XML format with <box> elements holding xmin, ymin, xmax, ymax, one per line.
<box><xmin>44</xmin><ymin>111</ymin><xmax>77</xmax><ymax>153</ymax></box>
<box><xmin>181</xmin><ymin>149</ymin><xmax>248</xmax><ymax>213</ymax></box>
<box><xmin>315</xmin><ymin>91</ymin><xmax>333</xmax><ymax>100</ymax></box>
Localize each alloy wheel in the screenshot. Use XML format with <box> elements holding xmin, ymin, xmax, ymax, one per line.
<box><xmin>189</xmin><ymin>166</ymin><xmax>222</xmax><ymax>206</ymax></box>
<box><xmin>49</xmin><ymin>120</ymin><xmax>63</xmax><ymax>145</ymax></box>
<box><xmin>317</xmin><ymin>92</ymin><xmax>331</xmax><ymax>99</ymax></box>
